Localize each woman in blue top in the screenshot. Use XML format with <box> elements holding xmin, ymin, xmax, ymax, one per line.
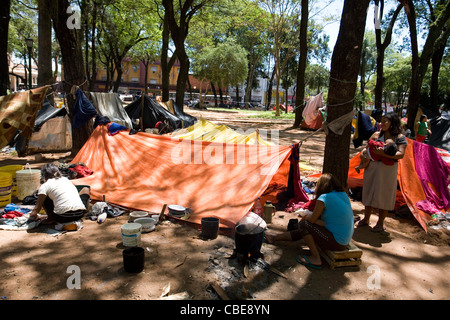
<box><xmin>265</xmin><ymin>173</ymin><xmax>354</xmax><ymax>269</ymax></box>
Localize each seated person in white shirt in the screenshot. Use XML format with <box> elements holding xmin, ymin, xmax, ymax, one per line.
<box><xmin>29</xmin><ymin>163</ymin><xmax>89</xmax><ymax>224</ymax></box>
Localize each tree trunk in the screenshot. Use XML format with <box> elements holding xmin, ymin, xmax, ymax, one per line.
<box><xmin>50</xmin><ymin>0</ymin><xmax>90</xmax><ymax>156</ymax></box>
<box><xmin>0</xmin><ymin>0</ymin><xmax>11</xmax><ymax>95</ymax></box>
<box><xmin>429</xmin><ymin>40</ymin><xmax>446</xmax><ymax>112</ymax></box>
<box><xmin>143</xmin><ymin>60</ymin><xmax>149</xmax><ymax>95</ymax></box>
<box><xmin>294</xmin><ymin>0</ymin><xmax>308</xmax><ymax>127</ymax></box>
<box><xmin>162</xmin><ymin>0</ymin><xmax>203</xmax><ymax>110</ymax></box>
<box><xmin>161</xmin><ymin>12</ymin><xmax>177</xmax><ymax>102</ymax></box>
<box><xmin>113</xmin><ymin>62</ymin><xmax>123</xmax><ymax>92</ymax></box>
<box><xmin>175</xmin><ymin>51</ymin><xmax>190</xmax><ymax>109</ymax></box>
<box><xmin>403</xmin><ymin>0</ymin><xmax>450</xmax><ymax>131</ymax></box>
<box><xmin>323</xmin><ymin>0</ymin><xmax>371</xmax><ymax>188</ymax></box>
<box><xmin>38</xmin><ymin>0</ymin><xmax>53</xmax><ymax>88</ymax></box>
<box><xmin>211</xmin><ymin>82</ymin><xmax>218</xmax><ymax>107</ymax></box>
<box><xmin>274</xmin><ymin>46</ymin><xmax>281</xmax><ymax>116</ymax></box>
<box><xmin>266</xmin><ymin>67</ymin><xmax>275</xmax><ymax>110</ymax></box>
<box><xmin>374</xmin><ymin>2</ymin><xmax>401</xmax><ymax>112</ymax></box>
<box><xmin>89</xmin><ymin>3</ymin><xmax>98</xmax><ymax>92</ymax></box>
<box><xmin>219</xmin><ymin>87</ymin><xmax>224</xmax><ymax>104</ymax></box>
<box><xmin>359</xmin><ymin>43</ymin><xmax>366</xmax><ymax>110</ymax></box>
<box><xmin>245</xmin><ymin>61</ymin><xmax>256</xmax><ymax>107</ymax></box>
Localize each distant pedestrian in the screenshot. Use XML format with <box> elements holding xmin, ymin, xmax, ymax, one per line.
<box><xmin>414</xmin><ymin>115</ymin><xmax>431</xmax><ymax>143</ymax></box>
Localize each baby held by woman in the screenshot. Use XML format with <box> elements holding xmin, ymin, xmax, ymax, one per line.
<box><xmin>355</xmin><ymin>138</ymin><xmax>398</xmax><ymax>174</ymax></box>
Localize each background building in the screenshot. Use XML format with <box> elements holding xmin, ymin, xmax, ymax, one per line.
<box><xmin>8</xmin><ymin>57</ymin><xmax>38</xmax><ymax>92</ymax></box>
<box><xmin>95</xmin><ymin>58</ymin><xmax>180</xmax><ymax>98</ymax></box>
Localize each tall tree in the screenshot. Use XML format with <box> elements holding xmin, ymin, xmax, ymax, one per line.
<box><xmin>129</xmin><ymin>38</ymin><xmax>160</xmax><ymax>95</ymax></box>
<box><xmin>162</xmin><ymin>0</ymin><xmax>207</xmax><ymax>109</ymax></box>
<box><xmin>159</xmin><ymin>8</ymin><xmax>178</xmax><ymax>101</ymax></box>
<box><xmin>50</xmin><ymin>0</ymin><xmax>89</xmax><ymax>156</ymax></box>
<box><xmin>373</xmin><ymin>0</ymin><xmax>402</xmax><ymax>112</ymax></box>
<box><xmin>401</xmin><ymin>0</ymin><xmax>450</xmax><ymax>131</ymax></box>
<box><xmin>259</xmin><ymin>0</ymin><xmax>301</xmax><ymax>116</ymax></box>
<box><xmin>359</xmin><ymin>31</ymin><xmax>377</xmax><ymax>110</ymax></box>
<box><xmin>424</xmin><ymin>0</ymin><xmax>450</xmax><ymax>112</ymax></box>
<box><xmin>38</xmin><ymin>0</ymin><xmax>53</xmax><ymax>88</ymax></box>
<box><xmin>323</xmin><ymin>0</ymin><xmax>371</xmax><ymax>187</ymax></box>
<box><xmin>192</xmin><ymin>40</ymin><xmax>248</xmax><ymax>107</ymax></box>
<box><xmin>294</xmin><ymin>0</ymin><xmax>308</xmax><ymax>126</ymax></box>
<box><xmin>0</xmin><ymin>0</ymin><xmax>11</xmax><ymax>95</ymax></box>
<box><xmin>100</xmin><ymin>1</ymin><xmax>149</xmax><ymax>92</ymax></box>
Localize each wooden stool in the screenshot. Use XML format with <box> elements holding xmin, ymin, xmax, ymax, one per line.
<box><xmin>319</xmin><ymin>242</ymin><xmax>362</xmax><ymax>269</ymax></box>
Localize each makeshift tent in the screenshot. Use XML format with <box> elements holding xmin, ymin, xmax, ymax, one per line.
<box><xmin>301</xmin><ymin>93</ymin><xmax>324</xmax><ymax>130</ymax></box>
<box><xmin>170</xmin><ymin>118</ymin><xmax>273</xmax><ymax>145</ymax></box>
<box><xmin>0</xmin><ymin>86</ymin><xmax>50</xmax><ymax>149</ymax></box>
<box><xmin>160</xmin><ymin>99</ymin><xmax>197</xmax><ymax>128</ymax></box>
<box><xmin>21</xmin><ymin>99</ymin><xmax>72</xmax><ymax>153</ymax></box>
<box><xmin>89</xmin><ymin>92</ymin><xmax>133</xmax><ymax>128</ymax></box>
<box><xmin>125</xmin><ymin>95</ymin><xmax>196</xmax><ymax>132</ymax></box>
<box><xmin>71</xmin><ymin>125</ymin><xmax>308</xmax><ymax>230</ymax></box>
<box><xmin>345</xmin><ymin>138</ymin><xmax>450</xmax><ymax>231</ymax></box>
<box><xmin>428</xmin><ymin>114</ymin><xmax>450</xmax><ymax>151</ymax></box>
<box><xmin>351</xmin><ymin>111</ymin><xmax>377</xmax><ymax>148</ymax></box>
<box><xmin>0</xmin><ymin>86</ymin><xmax>69</xmax><ymax>154</ymax></box>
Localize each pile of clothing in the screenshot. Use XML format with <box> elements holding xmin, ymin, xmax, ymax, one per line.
<box><xmin>57</xmin><ymin>162</ymin><xmax>94</xmax><ymax>180</ymax></box>
<box><xmin>0</xmin><ymin>204</ymin><xmax>39</xmax><ymax>230</ymax></box>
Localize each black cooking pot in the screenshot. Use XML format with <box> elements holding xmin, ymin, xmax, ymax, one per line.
<box><xmin>234</xmin><ymin>224</ymin><xmax>264</xmax><ymax>259</ymax></box>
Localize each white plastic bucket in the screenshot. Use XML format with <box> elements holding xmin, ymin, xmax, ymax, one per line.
<box><xmin>121</xmin><ymin>223</ymin><xmax>142</xmax><ymax>247</ymax></box>
<box><xmin>0</xmin><ymin>165</ymin><xmax>24</xmax><ymax>197</ymax></box>
<box><xmin>16</xmin><ymin>163</ymin><xmax>41</xmax><ymax>201</ymax></box>
<box><xmin>0</xmin><ymin>172</ymin><xmax>13</xmax><ymax>207</ymax></box>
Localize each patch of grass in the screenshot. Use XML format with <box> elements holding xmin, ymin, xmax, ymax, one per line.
<box><xmin>212</xmin><ymin>108</ymin><xmax>296</xmax><ymax>120</ymax></box>
<box><xmin>248</xmin><ymin>111</ymin><xmax>296</xmax><ymax>120</ymax></box>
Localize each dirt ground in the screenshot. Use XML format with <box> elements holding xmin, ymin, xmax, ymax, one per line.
<box><xmin>0</xmin><ymin>108</ymin><xmax>449</xmax><ymax>304</ymax></box>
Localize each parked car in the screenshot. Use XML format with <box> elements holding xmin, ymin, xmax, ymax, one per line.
<box><xmin>119</xmin><ymin>93</ymin><xmax>134</xmax><ymax>102</ymax></box>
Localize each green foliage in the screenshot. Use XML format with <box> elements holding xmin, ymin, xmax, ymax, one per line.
<box><xmin>8</xmin><ymin>0</ymin><xmax>37</xmax><ymax>59</ymax></box>
<box><xmin>192</xmin><ymin>39</ymin><xmax>248</xmax><ymax>87</ymax></box>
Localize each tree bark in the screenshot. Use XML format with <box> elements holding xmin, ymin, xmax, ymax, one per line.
<box><xmin>429</xmin><ymin>38</ymin><xmax>447</xmax><ymax>112</ymax></box>
<box><xmin>403</xmin><ymin>0</ymin><xmax>450</xmax><ymax>131</ymax></box>
<box><xmin>211</xmin><ymin>82</ymin><xmax>218</xmax><ymax>107</ymax></box>
<box><xmin>374</xmin><ymin>1</ymin><xmax>402</xmax><ymax>111</ymax></box>
<box><xmin>50</xmin><ymin>0</ymin><xmax>90</xmax><ymax>156</ymax></box>
<box><xmin>162</xmin><ymin>0</ymin><xmax>204</xmax><ymax>109</ymax></box>
<box><xmin>161</xmin><ymin>12</ymin><xmax>177</xmax><ymax>102</ymax></box>
<box><xmin>266</xmin><ymin>67</ymin><xmax>275</xmax><ymax>110</ymax></box>
<box><xmin>294</xmin><ymin>0</ymin><xmax>308</xmax><ymax>127</ymax></box>
<box><xmin>0</xmin><ymin>0</ymin><xmax>11</xmax><ymax>95</ymax></box>
<box><xmin>38</xmin><ymin>0</ymin><xmax>54</xmax><ymax>88</ymax></box>
<box><xmin>323</xmin><ymin>0</ymin><xmax>371</xmax><ymax>188</ymax></box>
<box><xmin>89</xmin><ymin>2</ymin><xmax>98</xmax><ymax>92</ymax></box>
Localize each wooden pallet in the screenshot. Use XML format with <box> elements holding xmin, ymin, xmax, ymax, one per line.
<box><xmin>319</xmin><ymin>242</ymin><xmax>362</xmax><ymax>269</ymax></box>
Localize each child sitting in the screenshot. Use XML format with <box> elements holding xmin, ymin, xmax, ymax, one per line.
<box><xmin>355</xmin><ymin>138</ymin><xmax>398</xmax><ymax>173</ymax></box>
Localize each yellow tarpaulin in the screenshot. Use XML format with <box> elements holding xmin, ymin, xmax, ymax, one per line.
<box><xmin>170</xmin><ymin>118</ymin><xmax>273</xmax><ymax>146</ymax></box>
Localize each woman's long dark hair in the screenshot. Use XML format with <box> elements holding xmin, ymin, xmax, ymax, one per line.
<box><xmin>314</xmin><ymin>173</ymin><xmax>344</xmax><ymax>199</ymax></box>
<box><xmin>382</xmin><ymin>112</ymin><xmax>402</xmax><ymax>137</ymax></box>
<box><xmin>41</xmin><ymin>163</ymin><xmax>62</xmax><ymax>181</ymax></box>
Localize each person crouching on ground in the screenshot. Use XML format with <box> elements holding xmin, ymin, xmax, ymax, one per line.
<box><xmin>29</xmin><ymin>163</ymin><xmax>90</xmax><ymax>224</ymax></box>
<box><xmin>265</xmin><ymin>173</ymin><xmax>354</xmax><ymax>269</ymax></box>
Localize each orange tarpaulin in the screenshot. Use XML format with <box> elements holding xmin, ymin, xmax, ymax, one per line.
<box><xmin>397</xmin><ymin>140</ymin><xmax>429</xmax><ymax>231</ymax></box>
<box><xmin>71</xmin><ymin>125</ymin><xmax>294</xmax><ymax>229</ymax></box>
